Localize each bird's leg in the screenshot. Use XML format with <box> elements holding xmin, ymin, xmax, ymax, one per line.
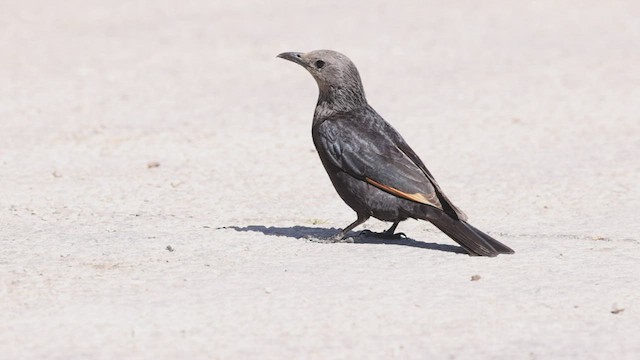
<box><xmin>384</xmin><ymin>221</ymin><xmax>400</xmax><ymax>235</ymax></box>
<box><xmin>384</xmin><ymin>221</ymin><xmax>407</xmax><ymax>238</ymax></box>
<box><xmin>326</xmin><ymin>214</ymin><xmax>369</xmax><ymax>242</ymax></box>
<box><xmin>360</xmin><ymin>221</ymin><xmax>407</xmax><ymax>239</ymax></box>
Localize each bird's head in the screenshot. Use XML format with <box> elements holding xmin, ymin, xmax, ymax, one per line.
<box><xmin>277</xmin><ymin>50</ymin><xmax>367</xmax><ymax>111</ymax></box>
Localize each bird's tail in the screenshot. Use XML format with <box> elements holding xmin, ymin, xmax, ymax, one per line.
<box><xmin>425</xmin><ymin>208</ymin><xmax>514</xmax><ymax>257</ymax></box>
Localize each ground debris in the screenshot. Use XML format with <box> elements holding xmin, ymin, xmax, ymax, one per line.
<box><xmin>611</xmin><ymin>305</ymin><xmax>624</xmax><ymax>314</ymax></box>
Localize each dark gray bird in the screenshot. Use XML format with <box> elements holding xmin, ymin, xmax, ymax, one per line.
<box><xmin>277</xmin><ymin>50</ymin><xmax>514</xmax><ymax>257</ymax></box>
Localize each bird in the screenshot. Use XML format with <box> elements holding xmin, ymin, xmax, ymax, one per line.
<box><xmin>277</xmin><ymin>50</ymin><xmax>514</xmax><ymax>257</ymax></box>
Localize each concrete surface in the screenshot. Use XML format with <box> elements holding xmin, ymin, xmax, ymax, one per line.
<box><xmin>1</xmin><ymin>0</ymin><xmax>639</xmax><ymax>358</ymax></box>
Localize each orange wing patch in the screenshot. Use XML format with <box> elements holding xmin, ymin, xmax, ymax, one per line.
<box><xmin>365</xmin><ymin>177</ymin><xmax>438</xmax><ymax>206</ymax></box>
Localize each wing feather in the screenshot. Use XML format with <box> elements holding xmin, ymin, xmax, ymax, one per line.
<box><xmin>314</xmin><ymin>110</ymin><xmax>443</xmax><ymax>210</ymax></box>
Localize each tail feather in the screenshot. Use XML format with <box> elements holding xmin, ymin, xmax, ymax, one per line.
<box><xmin>464</xmin><ymin>222</ymin><xmax>514</xmax><ymax>255</ymax></box>
<box><xmin>426</xmin><ymin>208</ymin><xmax>514</xmax><ymax>257</ymax></box>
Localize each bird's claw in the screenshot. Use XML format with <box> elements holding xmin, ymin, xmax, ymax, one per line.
<box><xmin>306</xmin><ymin>234</ymin><xmax>355</xmax><ymax>243</ymax></box>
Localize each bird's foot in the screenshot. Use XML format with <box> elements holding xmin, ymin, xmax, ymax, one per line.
<box><xmin>359</xmin><ymin>229</ymin><xmax>407</xmax><ymax>239</ymax></box>
<box><xmin>306</xmin><ymin>233</ymin><xmax>355</xmax><ymax>243</ymax></box>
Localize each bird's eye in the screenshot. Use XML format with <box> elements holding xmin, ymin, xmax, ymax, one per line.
<box><xmin>315</xmin><ymin>60</ymin><xmax>325</xmax><ymax>69</ymax></box>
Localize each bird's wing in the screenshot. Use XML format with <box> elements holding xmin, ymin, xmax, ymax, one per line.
<box><xmin>314</xmin><ymin>114</ymin><xmax>443</xmax><ymax>210</ymax></box>
<box><xmin>394</xmin><ymin>136</ymin><xmax>468</xmax><ymax>221</ymax></box>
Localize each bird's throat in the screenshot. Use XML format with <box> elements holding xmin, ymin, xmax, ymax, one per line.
<box><xmin>315</xmin><ymin>86</ymin><xmax>367</xmax><ymax>120</ymax></box>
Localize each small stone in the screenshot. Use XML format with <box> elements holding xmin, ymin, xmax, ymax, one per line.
<box><xmin>611</xmin><ymin>305</ymin><xmax>624</xmax><ymax>314</ymax></box>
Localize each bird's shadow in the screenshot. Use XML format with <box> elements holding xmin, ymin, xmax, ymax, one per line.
<box><xmin>224</xmin><ymin>225</ymin><xmax>466</xmax><ymax>254</ymax></box>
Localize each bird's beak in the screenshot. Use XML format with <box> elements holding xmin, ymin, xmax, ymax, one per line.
<box><xmin>277</xmin><ymin>52</ymin><xmax>307</xmax><ymax>67</ymax></box>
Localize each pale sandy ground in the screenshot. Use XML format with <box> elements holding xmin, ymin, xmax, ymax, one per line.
<box><xmin>1</xmin><ymin>0</ymin><xmax>639</xmax><ymax>359</ymax></box>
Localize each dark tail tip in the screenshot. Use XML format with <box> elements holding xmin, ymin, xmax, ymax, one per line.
<box><xmin>426</xmin><ymin>209</ymin><xmax>514</xmax><ymax>257</ymax></box>
<box><xmin>464</xmin><ymin>222</ymin><xmax>515</xmax><ymax>255</ymax></box>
